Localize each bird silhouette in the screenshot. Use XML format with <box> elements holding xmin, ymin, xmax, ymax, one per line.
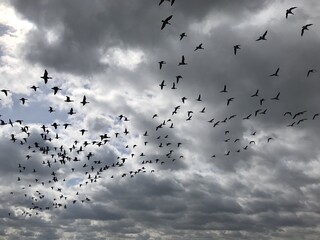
<box><xmin>251</xmin><ymin>89</ymin><xmax>259</xmax><ymax>97</ymax></box>
<box><xmin>41</xmin><ymin>69</ymin><xmax>52</xmax><ymax>84</ymax></box>
<box><xmin>286</xmin><ymin>7</ymin><xmax>297</xmax><ymax>19</ymax></box>
<box><xmin>270</xmin><ymin>67</ymin><xmax>280</xmax><ymax>77</ymax></box>
<box><xmin>178</xmin><ymin>55</ymin><xmax>187</xmax><ymax>65</ymax></box>
<box><xmin>234</xmin><ymin>45</ymin><xmax>241</xmax><ymax>55</ymax></box>
<box><xmin>307</xmin><ymin>69</ymin><xmax>316</xmax><ymax>77</ymax></box>
<box><xmin>256</xmin><ymin>30</ymin><xmax>268</xmax><ymax>41</ymax></box>
<box><xmin>51</xmin><ymin>86</ymin><xmax>62</xmax><ymax>95</ymax></box>
<box><xmin>220</xmin><ymin>85</ymin><xmax>227</xmax><ymax>93</ymax></box>
<box><xmin>159</xmin><ymin>80</ymin><xmax>166</xmax><ymax>90</ymax></box>
<box><xmin>161</xmin><ymin>15</ymin><xmax>173</xmax><ymax>30</ymax></box>
<box><xmin>80</xmin><ymin>96</ymin><xmax>89</xmax><ymax>106</ymax></box>
<box><xmin>270</xmin><ymin>92</ymin><xmax>280</xmax><ymax>100</ymax></box>
<box><xmin>301</xmin><ymin>24</ymin><xmax>313</xmax><ymax>36</ymax></box>
<box><xmin>180</xmin><ymin>32</ymin><xmax>187</xmax><ymax>40</ymax></box>
<box><xmin>194</xmin><ymin>43</ymin><xmax>204</xmax><ymax>51</ymax></box>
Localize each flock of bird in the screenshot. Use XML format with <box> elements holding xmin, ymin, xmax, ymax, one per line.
<box><xmin>0</xmin><ymin>0</ymin><xmax>318</xmax><ymax>220</ymax></box>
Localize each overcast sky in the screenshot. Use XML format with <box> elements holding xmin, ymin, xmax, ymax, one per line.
<box><xmin>0</xmin><ymin>0</ymin><xmax>320</xmax><ymax>239</ymax></box>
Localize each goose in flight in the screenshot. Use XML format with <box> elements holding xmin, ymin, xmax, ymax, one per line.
<box><xmin>48</xmin><ymin>106</ymin><xmax>55</xmax><ymax>113</ymax></box>
<box><xmin>286</xmin><ymin>7</ymin><xmax>297</xmax><ymax>19</ymax></box>
<box><xmin>270</xmin><ymin>67</ymin><xmax>280</xmax><ymax>77</ymax></box>
<box><xmin>227</xmin><ymin>97</ymin><xmax>234</xmax><ymax>106</ymax></box>
<box><xmin>159</xmin><ymin>80</ymin><xmax>166</xmax><ymax>90</ymax></box>
<box><xmin>1</xmin><ymin>89</ymin><xmax>10</xmax><ymax>96</ymax></box>
<box><xmin>176</xmin><ymin>75</ymin><xmax>182</xmax><ymax>83</ymax></box>
<box><xmin>52</xmin><ymin>86</ymin><xmax>62</xmax><ymax>95</ymax></box>
<box><xmin>180</xmin><ymin>32</ymin><xmax>187</xmax><ymax>40</ymax></box>
<box><xmin>234</xmin><ymin>45</ymin><xmax>240</xmax><ymax>55</ymax></box>
<box><xmin>194</xmin><ymin>43</ymin><xmax>204</xmax><ymax>51</ymax></box>
<box><xmin>159</xmin><ymin>61</ymin><xmax>166</xmax><ymax>69</ymax></box>
<box><xmin>313</xmin><ymin>113</ymin><xmax>319</xmax><ymax>120</ymax></box>
<box><xmin>68</xmin><ymin>108</ymin><xmax>76</xmax><ymax>115</ymax></box>
<box><xmin>307</xmin><ymin>69</ymin><xmax>316</xmax><ymax>77</ymax></box>
<box><xmin>178</xmin><ymin>55</ymin><xmax>187</xmax><ymax>65</ymax></box>
<box><xmin>301</xmin><ymin>24</ymin><xmax>313</xmax><ymax>36</ymax></box>
<box><xmin>64</xmin><ymin>96</ymin><xmax>74</xmax><ymax>102</ymax></box>
<box><xmin>270</xmin><ymin>92</ymin><xmax>280</xmax><ymax>100</ymax></box>
<box><xmin>256</xmin><ymin>30</ymin><xmax>268</xmax><ymax>41</ymax></box>
<box><xmin>41</xmin><ymin>69</ymin><xmax>52</xmax><ymax>84</ymax></box>
<box><xmin>80</xmin><ymin>96</ymin><xmax>89</xmax><ymax>106</ymax></box>
<box><xmin>251</xmin><ymin>89</ymin><xmax>259</xmax><ymax>97</ymax></box>
<box><xmin>220</xmin><ymin>84</ymin><xmax>227</xmax><ymax>93</ymax></box>
<box><xmin>196</xmin><ymin>94</ymin><xmax>202</xmax><ymax>101</ymax></box>
<box><xmin>181</xmin><ymin>96</ymin><xmax>187</xmax><ymax>103</ymax></box>
<box><xmin>161</xmin><ymin>15</ymin><xmax>173</xmax><ymax>30</ymax></box>
<box><xmin>19</xmin><ymin>98</ymin><xmax>27</xmax><ymax>105</ymax></box>
<box><xmin>30</xmin><ymin>86</ymin><xmax>39</xmax><ymax>91</ymax></box>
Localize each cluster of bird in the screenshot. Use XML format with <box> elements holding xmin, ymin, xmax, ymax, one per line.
<box><xmin>1</xmin><ymin>0</ymin><xmax>318</xmax><ymax>219</ymax></box>
<box><xmin>157</xmin><ymin>2</ymin><xmax>319</xmax><ymax>158</ymax></box>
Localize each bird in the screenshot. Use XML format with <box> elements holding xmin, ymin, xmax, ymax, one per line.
<box><xmin>176</xmin><ymin>75</ymin><xmax>183</xmax><ymax>83</ymax></box>
<box><xmin>256</xmin><ymin>30</ymin><xmax>268</xmax><ymax>41</ymax></box>
<box><xmin>159</xmin><ymin>80</ymin><xmax>166</xmax><ymax>90</ymax></box>
<box><xmin>161</xmin><ymin>15</ymin><xmax>173</xmax><ymax>30</ymax></box>
<box><xmin>194</xmin><ymin>43</ymin><xmax>204</xmax><ymax>51</ymax></box>
<box><xmin>251</xmin><ymin>89</ymin><xmax>259</xmax><ymax>97</ymax></box>
<box><xmin>284</xmin><ymin>112</ymin><xmax>292</xmax><ymax>117</ymax></box>
<box><xmin>312</xmin><ymin>113</ymin><xmax>319</xmax><ymax>120</ymax></box>
<box><xmin>64</xmin><ymin>96</ymin><xmax>74</xmax><ymax>102</ymax></box>
<box><xmin>270</xmin><ymin>92</ymin><xmax>280</xmax><ymax>100</ymax></box>
<box><xmin>301</xmin><ymin>24</ymin><xmax>313</xmax><ymax>37</ymax></box>
<box><xmin>41</xmin><ymin>69</ymin><xmax>52</xmax><ymax>84</ymax></box>
<box><xmin>270</xmin><ymin>67</ymin><xmax>280</xmax><ymax>77</ymax></box>
<box><xmin>243</xmin><ymin>114</ymin><xmax>252</xmax><ymax>120</ymax></box>
<box><xmin>227</xmin><ymin>98</ymin><xmax>234</xmax><ymax>106</ymax></box>
<box><xmin>182</xmin><ymin>97</ymin><xmax>187</xmax><ymax>103</ymax></box>
<box><xmin>286</xmin><ymin>7</ymin><xmax>297</xmax><ymax>19</ymax></box>
<box><xmin>1</xmin><ymin>89</ymin><xmax>10</xmax><ymax>96</ymax></box>
<box><xmin>19</xmin><ymin>98</ymin><xmax>27</xmax><ymax>105</ymax></box>
<box><xmin>234</xmin><ymin>45</ymin><xmax>241</xmax><ymax>55</ymax></box>
<box><xmin>68</xmin><ymin>108</ymin><xmax>76</xmax><ymax>115</ymax></box>
<box><xmin>159</xmin><ymin>61</ymin><xmax>166</xmax><ymax>69</ymax></box>
<box><xmin>30</xmin><ymin>86</ymin><xmax>39</xmax><ymax>91</ymax></box>
<box><xmin>178</xmin><ymin>55</ymin><xmax>187</xmax><ymax>65</ymax></box>
<box><xmin>180</xmin><ymin>32</ymin><xmax>187</xmax><ymax>40</ymax></box>
<box><xmin>48</xmin><ymin>107</ymin><xmax>55</xmax><ymax>113</ymax></box>
<box><xmin>307</xmin><ymin>69</ymin><xmax>316</xmax><ymax>77</ymax></box>
<box><xmin>80</xmin><ymin>96</ymin><xmax>89</xmax><ymax>106</ymax></box>
<box><xmin>51</xmin><ymin>86</ymin><xmax>62</xmax><ymax>95</ymax></box>
<box><xmin>80</xmin><ymin>129</ymin><xmax>88</xmax><ymax>135</ymax></box>
<box><xmin>196</xmin><ymin>94</ymin><xmax>202</xmax><ymax>101</ymax></box>
<box><xmin>267</xmin><ymin>137</ymin><xmax>273</xmax><ymax>143</ymax></box>
<box><xmin>220</xmin><ymin>85</ymin><xmax>227</xmax><ymax>93</ymax></box>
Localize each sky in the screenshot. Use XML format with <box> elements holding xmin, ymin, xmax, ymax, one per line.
<box><xmin>0</xmin><ymin>0</ymin><xmax>320</xmax><ymax>239</ymax></box>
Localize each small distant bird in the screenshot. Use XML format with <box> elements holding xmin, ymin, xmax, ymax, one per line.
<box><xmin>284</xmin><ymin>111</ymin><xmax>292</xmax><ymax>117</ymax></box>
<box><xmin>270</xmin><ymin>67</ymin><xmax>280</xmax><ymax>77</ymax></box>
<box><xmin>220</xmin><ymin>84</ymin><xmax>227</xmax><ymax>93</ymax></box>
<box><xmin>19</xmin><ymin>98</ymin><xmax>27</xmax><ymax>105</ymax></box>
<box><xmin>161</xmin><ymin>15</ymin><xmax>173</xmax><ymax>30</ymax></box>
<box><xmin>194</xmin><ymin>43</ymin><xmax>204</xmax><ymax>51</ymax></box>
<box><xmin>51</xmin><ymin>86</ymin><xmax>62</xmax><ymax>95</ymax></box>
<box><xmin>1</xmin><ymin>89</ymin><xmax>10</xmax><ymax>96</ymax></box>
<box><xmin>251</xmin><ymin>89</ymin><xmax>259</xmax><ymax>97</ymax></box>
<box><xmin>227</xmin><ymin>97</ymin><xmax>234</xmax><ymax>106</ymax></box>
<box><xmin>307</xmin><ymin>69</ymin><xmax>316</xmax><ymax>77</ymax></box>
<box><xmin>270</xmin><ymin>92</ymin><xmax>280</xmax><ymax>100</ymax></box>
<box><xmin>48</xmin><ymin>107</ymin><xmax>55</xmax><ymax>113</ymax></box>
<box><xmin>313</xmin><ymin>113</ymin><xmax>319</xmax><ymax>120</ymax></box>
<box><xmin>41</xmin><ymin>69</ymin><xmax>52</xmax><ymax>84</ymax></box>
<box><xmin>80</xmin><ymin>96</ymin><xmax>89</xmax><ymax>106</ymax></box>
<box><xmin>256</xmin><ymin>30</ymin><xmax>268</xmax><ymax>41</ymax></box>
<box><xmin>65</xmin><ymin>96</ymin><xmax>74</xmax><ymax>102</ymax></box>
<box><xmin>176</xmin><ymin>75</ymin><xmax>183</xmax><ymax>83</ymax></box>
<box><xmin>301</xmin><ymin>24</ymin><xmax>313</xmax><ymax>37</ymax></box>
<box><xmin>68</xmin><ymin>108</ymin><xmax>76</xmax><ymax>115</ymax></box>
<box><xmin>181</xmin><ymin>97</ymin><xmax>187</xmax><ymax>103</ymax></box>
<box><xmin>178</xmin><ymin>55</ymin><xmax>187</xmax><ymax>65</ymax></box>
<box><xmin>286</xmin><ymin>7</ymin><xmax>297</xmax><ymax>19</ymax></box>
<box><xmin>30</xmin><ymin>86</ymin><xmax>39</xmax><ymax>91</ymax></box>
<box><xmin>180</xmin><ymin>32</ymin><xmax>187</xmax><ymax>40</ymax></box>
<box><xmin>159</xmin><ymin>80</ymin><xmax>166</xmax><ymax>90</ymax></box>
<box><xmin>159</xmin><ymin>61</ymin><xmax>166</xmax><ymax>69</ymax></box>
<box><xmin>196</xmin><ymin>94</ymin><xmax>202</xmax><ymax>101</ymax></box>
<box><xmin>267</xmin><ymin>137</ymin><xmax>273</xmax><ymax>143</ymax></box>
<box><xmin>234</xmin><ymin>45</ymin><xmax>241</xmax><ymax>55</ymax></box>
<box><xmin>243</xmin><ymin>114</ymin><xmax>252</xmax><ymax>120</ymax></box>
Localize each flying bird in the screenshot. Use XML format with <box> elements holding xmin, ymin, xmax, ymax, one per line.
<box><xmin>194</xmin><ymin>43</ymin><xmax>204</xmax><ymax>51</ymax></box>
<box><xmin>51</xmin><ymin>86</ymin><xmax>62</xmax><ymax>95</ymax></box>
<box><xmin>159</xmin><ymin>61</ymin><xmax>166</xmax><ymax>69</ymax></box>
<box><xmin>80</xmin><ymin>96</ymin><xmax>89</xmax><ymax>106</ymax></box>
<box><xmin>270</xmin><ymin>92</ymin><xmax>280</xmax><ymax>100</ymax></box>
<box><xmin>41</xmin><ymin>69</ymin><xmax>52</xmax><ymax>84</ymax></box>
<box><xmin>234</xmin><ymin>45</ymin><xmax>241</xmax><ymax>55</ymax></box>
<box><xmin>220</xmin><ymin>85</ymin><xmax>227</xmax><ymax>93</ymax></box>
<box><xmin>270</xmin><ymin>67</ymin><xmax>280</xmax><ymax>77</ymax></box>
<box><xmin>1</xmin><ymin>89</ymin><xmax>10</xmax><ymax>96</ymax></box>
<box><xmin>180</xmin><ymin>32</ymin><xmax>187</xmax><ymax>40</ymax></box>
<box><xmin>251</xmin><ymin>89</ymin><xmax>259</xmax><ymax>97</ymax></box>
<box><xmin>227</xmin><ymin>97</ymin><xmax>234</xmax><ymax>106</ymax></box>
<box><xmin>301</xmin><ymin>24</ymin><xmax>313</xmax><ymax>36</ymax></box>
<box><xmin>159</xmin><ymin>80</ymin><xmax>166</xmax><ymax>90</ymax></box>
<box><xmin>307</xmin><ymin>69</ymin><xmax>316</xmax><ymax>77</ymax></box>
<box><xmin>161</xmin><ymin>15</ymin><xmax>173</xmax><ymax>30</ymax></box>
<box><xmin>30</xmin><ymin>86</ymin><xmax>39</xmax><ymax>91</ymax></box>
<box><xmin>178</xmin><ymin>55</ymin><xmax>187</xmax><ymax>65</ymax></box>
<box><xmin>286</xmin><ymin>7</ymin><xmax>297</xmax><ymax>19</ymax></box>
<box><xmin>256</xmin><ymin>30</ymin><xmax>268</xmax><ymax>41</ymax></box>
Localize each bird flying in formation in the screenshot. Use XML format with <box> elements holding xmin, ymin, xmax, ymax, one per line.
<box><xmin>161</xmin><ymin>15</ymin><xmax>173</xmax><ymax>30</ymax></box>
